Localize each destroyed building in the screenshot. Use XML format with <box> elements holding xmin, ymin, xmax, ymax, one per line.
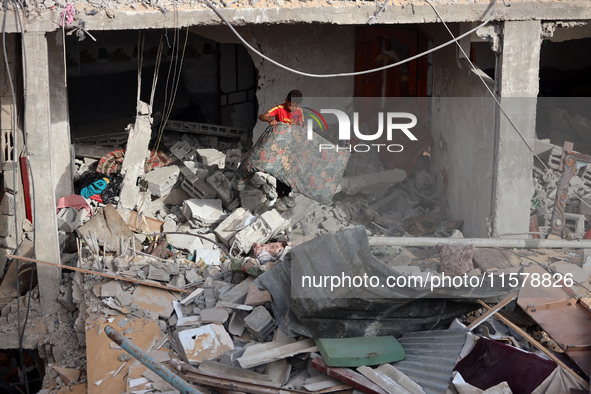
<box><xmin>0</xmin><ymin>0</ymin><xmax>591</xmax><ymax>392</ymax></box>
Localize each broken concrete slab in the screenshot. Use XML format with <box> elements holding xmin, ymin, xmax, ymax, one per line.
<box><xmin>131</xmin><ymin>285</ymin><xmax>176</xmax><ymax>319</ymax></box>
<box><xmin>101</xmin><ymin>281</ymin><xmax>123</xmax><ymax>298</ymax></box>
<box><xmin>214</xmin><ymin>207</ymin><xmax>252</xmax><ymax>246</ymax></box>
<box><xmin>179</xmin><ymin>160</ymin><xmax>206</xmax><ymax>179</ymax></box>
<box><xmin>194</xmin><ymin>249</ymin><xmax>221</xmax><ymax>266</ymax></box>
<box><xmin>119</xmin><ymin>101</ymin><xmax>153</xmax><ymax>210</ymax></box>
<box><xmin>239</xmin><ymin>188</ymin><xmax>267</xmax><ymax>212</ymax></box>
<box><xmin>172</xmin><ymin>301</ymin><xmax>202</xmax><ymax>327</ymax></box>
<box><xmin>260</xmin><ymin>209</ymin><xmax>289</xmax><ymax>236</ymax></box>
<box><xmin>243</xmin><ymin>305</ymin><xmax>277</xmax><ymax>342</ymax></box>
<box><xmin>228</xmin><ymin>310</ymin><xmax>249</xmax><ymax>337</ymax></box>
<box><xmin>180</xmin><ymin>288</ymin><xmax>204</xmax><ymax>305</ymax></box>
<box><xmin>147</xmin><ymin>265</ymin><xmax>170</xmax><ymax>282</ymax></box>
<box><xmin>146</xmin><ymin>165</ymin><xmax>181</xmax><ymax>197</ymax></box>
<box><xmin>200</xmin><ymin>308</ymin><xmax>229</xmax><ymax>324</ymax></box>
<box><xmin>225</xmin><ymin>149</ymin><xmax>241</xmax><ymax>171</ymax></box>
<box><xmin>181</xmin><ymin>176</ymin><xmax>218</xmax><ymax>200</ymax></box>
<box><xmin>177</xmin><ymin>324</ymin><xmax>234</xmax><ymax>364</ymax></box>
<box><xmin>169</xmin><ymin>140</ymin><xmax>193</xmax><ymax>160</ymax></box>
<box><xmin>230</xmin><ymin>217</ymin><xmax>275</xmax><ymax>255</ymax></box>
<box><xmin>56</xmin><ymin>207</ymin><xmax>88</xmax><ymax>233</ymax></box>
<box><xmin>182</xmin><ymin>199</ymin><xmax>227</xmax><ymax>227</ymax></box>
<box><xmin>197</xmin><ymin>148</ymin><xmax>226</xmax><ymax>169</ymax></box>
<box><xmin>167</xmin><ymin>233</ymin><xmax>205</xmax><ymax>252</ymax></box>
<box><xmin>77</xmin><ymin>205</ymin><xmax>140</xmax><ymax>255</ymax></box>
<box><xmin>245</xmin><ymin>283</ymin><xmax>272</xmax><ymax>306</ymax></box>
<box><xmin>219</xmin><ymin>276</ymin><xmax>254</xmax><ymax>304</ymax></box>
<box><xmin>206</xmin><ymin>171</ymin><xmax>234</xmax><ymax>207</ymax></box>
<box><xmin>564</xmin><ymin>212</ymin><xmax>586</xmax><ymax>238</ymax></box>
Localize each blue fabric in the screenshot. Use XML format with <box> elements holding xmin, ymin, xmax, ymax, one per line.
<box><xmin>81</xmin><ymin>178</ymin><xmax>109</xmax><ymax>198</ymax></box>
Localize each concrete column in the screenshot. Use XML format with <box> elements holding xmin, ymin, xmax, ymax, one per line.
<box><xmin>48</xmin><ymin>31</ymin><xmax>73</xmax><ymax>198</ymax></box>
<box><xmin>23</xmin><ymin>32</ymin><xmax>61</xmax><ymax>314</ymax></box>
<box><xmin>492</xmin><ymin>20</ymin><xmax>541</xmax><ymax>237</ymax></box>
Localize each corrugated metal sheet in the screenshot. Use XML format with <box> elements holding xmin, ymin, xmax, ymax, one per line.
<box><xmin>392</xmin><ymin>329</ymin><xmax>467</xmax><ymax>394</ymax></box>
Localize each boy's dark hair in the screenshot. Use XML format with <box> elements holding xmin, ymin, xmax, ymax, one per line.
<box><xmin>287</xmin><ymin>89</ymin><xmax>302</xmax><ymax>104</ymax></box>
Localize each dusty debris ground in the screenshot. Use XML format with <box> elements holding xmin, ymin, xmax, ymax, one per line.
<box><xmin>0</xmin><ymin>123</ymin><xmax>590</xmax><ymax>393</ymax></box>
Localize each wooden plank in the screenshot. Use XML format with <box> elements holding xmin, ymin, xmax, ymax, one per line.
<box><xmin>237</xmin><ymin>339</ymin><xmax>317</xmax><ymax>369</ymax></box>
<box><xmin>6</xmin><ymin>254</ymin><xmax>191</xmax><ymax>294</ymax></box>
<box><xmin>467</xmin><ymin>292</ymin><xmax>517</xmax><ymax>331</ymax></box>
<box><xmin>311</xmin><ymin>356</ymin><xmax>388</xmax><ymax>394</ymax></box>
<box><xmin>477</xmin><ymin>298</ymin><xmax>589</xmax><ymax>390</ymax></box>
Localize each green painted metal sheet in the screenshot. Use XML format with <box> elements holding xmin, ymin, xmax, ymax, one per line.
<box><xmin>314</xmin><ymin>336</ymin><xmax>405</xmax><ymax>367</ymax></box>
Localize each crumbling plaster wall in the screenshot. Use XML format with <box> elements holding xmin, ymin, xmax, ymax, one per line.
<box><xmin>425</xmin><ymin>23</ymin><xmax>496</xmax><ymax>238</ymax></box>
<box><xmin>193</xmin><ymin>23</ymin><xmax>355</xmax><ymax>141</ymax></box>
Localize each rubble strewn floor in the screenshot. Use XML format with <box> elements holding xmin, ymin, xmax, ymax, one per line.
<box><xmin>0</xmin><ymin>127</ymin><xmax>590</xmax><ymax>393</ymax></box>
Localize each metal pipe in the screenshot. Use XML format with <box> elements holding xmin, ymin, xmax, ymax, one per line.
<box><xmin>104</xmin><ymin>326</ymin><xmax>203</xmax><ymax>394</ymax></box>
<box><xmin>368</xmin><ymin>236</ymin><xmax>591</xmax><ymax>249</ymax></box>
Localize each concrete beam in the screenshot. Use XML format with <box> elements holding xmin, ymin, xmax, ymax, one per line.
<box><xmin>2</xmin><ymin>1</ymin><xmax>591</xmax><ymax>33</ymax></box>
<box><xmin>23</xmin><ymin>32</ymin><xmax>61</xmax><ymax>314</ymax></box>
<box><xmin>48</xmin><ymin>31</ymin><xmax>73</xmax><ymax>199</ymax></box>
<box><xmin>492</xmin><ymin>20</ymin><xmax>541</xmax><ymax>237</ymax></box>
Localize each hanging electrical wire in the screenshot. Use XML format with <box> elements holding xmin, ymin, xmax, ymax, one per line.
<box><xmin>200</xmin><ymin>0</ymin><xmax>497</xmax><ymax>78</ymax></box>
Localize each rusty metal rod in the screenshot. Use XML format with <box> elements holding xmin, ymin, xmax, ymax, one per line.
<box><xmin>104</xmin><ymin>325</ymin><xmax>203</xmax><ymax>394</ymax></box>
<box><xmin>6</xmin><ymin>255</ymin><xmax>191</xmax><ymax>294</ymax></box>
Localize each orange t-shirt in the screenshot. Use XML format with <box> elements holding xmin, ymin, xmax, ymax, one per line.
<box><xmin>266</xmin><ymin>104</ymin><xmax>304</xmax><ymax>126</ymax></box>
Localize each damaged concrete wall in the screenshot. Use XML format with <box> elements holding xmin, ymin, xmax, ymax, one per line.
<box><xmin>249</xmin><ymin>24</ymin><xmax>355</xmax><ymax>140</ymax></box>
<box><xmin>493</xmin><ymin>20</ymin><xmax>541</xmax><ymax>237</ymax></box>
<box><xmin>426</xmin><ymin>23</ymin><xmax>496</xmax><ymax>237</ymax></box>
<box><xmin>193</xmin><ymin>24</ymin><xmax>355</xmax><ymax>141</ymax></box>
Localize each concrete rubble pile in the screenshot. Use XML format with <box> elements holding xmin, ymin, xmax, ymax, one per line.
<box><xmin>1</xmin><ymin>126</ymin><xmax>463</xmax><ymax>392</ymax></box>
<box><xmin>532</xmin><ymin>139</ymin><xmax>591</xmax><ymax>239</ymax></box>
<box><xmin>1</xmin><ymin>127</ymin><xmax>590</xmax><ymax>393</ymax></box>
